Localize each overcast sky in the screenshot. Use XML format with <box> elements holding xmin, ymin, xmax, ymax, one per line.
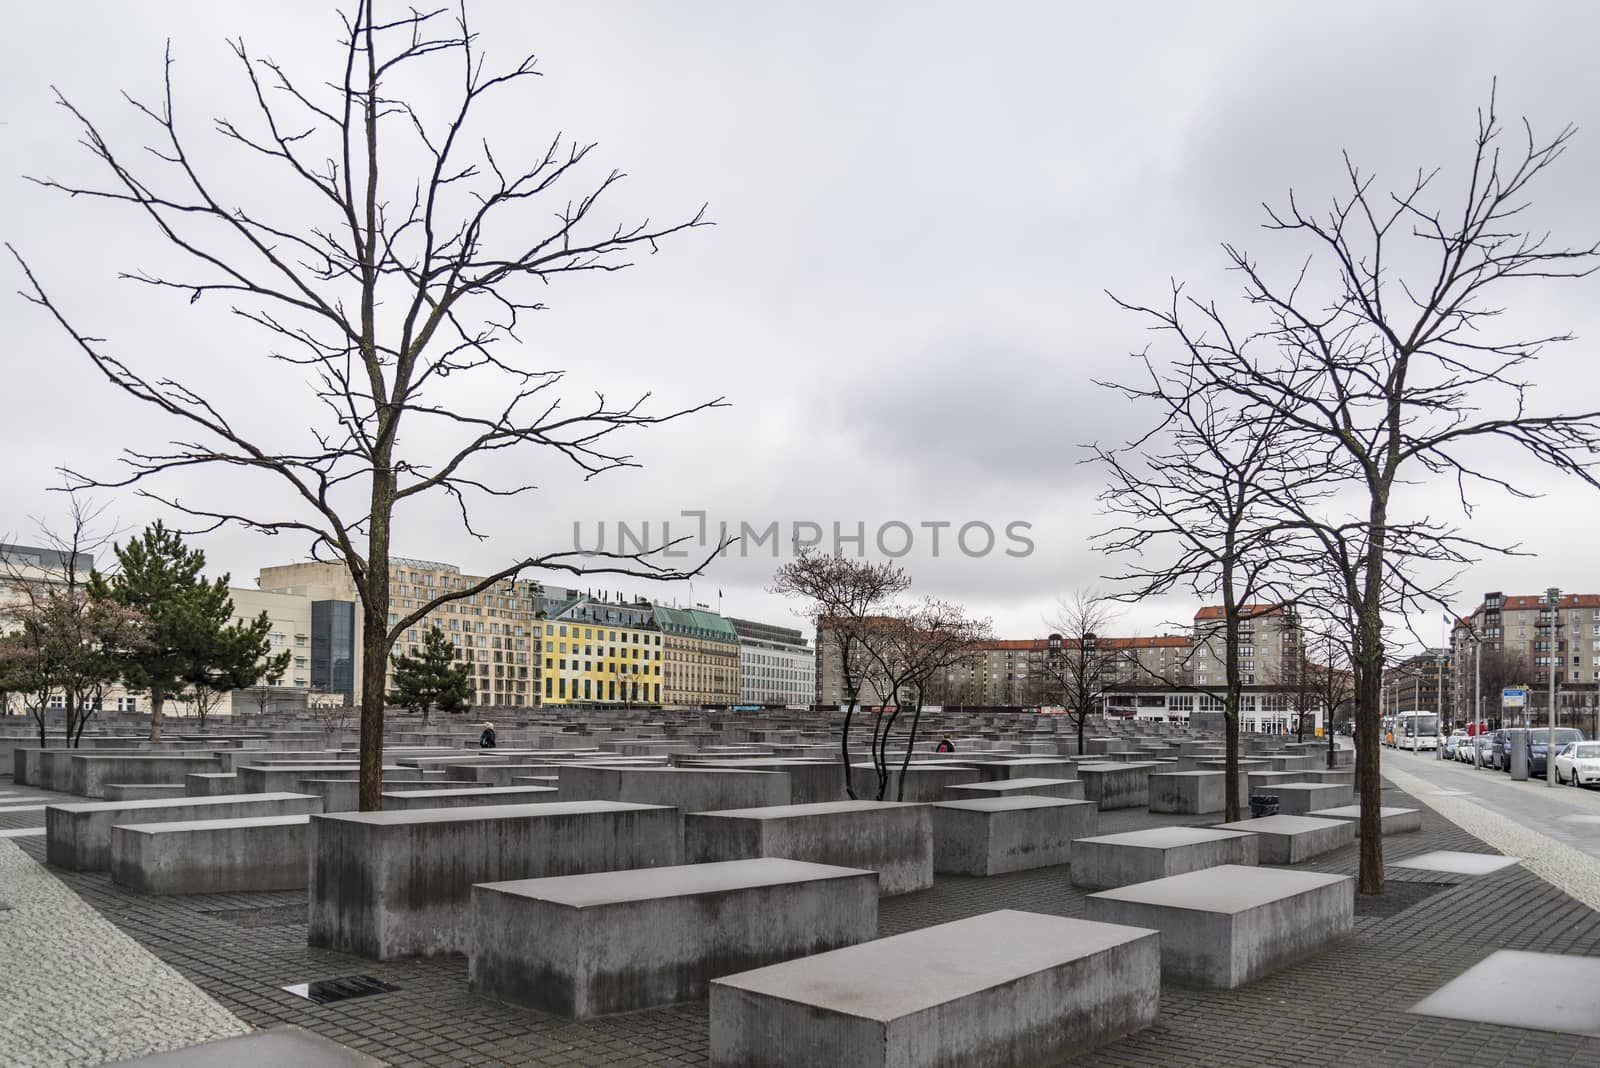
<box><xmin>4</xmin><ymin>1</ymin><xmax>1599</xmax><ymax>650</ymax></box>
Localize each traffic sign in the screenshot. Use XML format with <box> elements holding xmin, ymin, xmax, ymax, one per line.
<box><xmin>1502</xmin><ymin>687</ymin><xmax>1527</xmax><ymax>709</ymax></box>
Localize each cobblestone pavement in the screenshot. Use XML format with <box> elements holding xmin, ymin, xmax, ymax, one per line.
<box><xmin>3</xmin><ymin>772</ymin><xmax>1600</xmax><ymax>1067</ymax></box>
<box><xmin>0</xmin><ymin>838</ymin><xmax>249</xmax><ymax>1067</ymax></box>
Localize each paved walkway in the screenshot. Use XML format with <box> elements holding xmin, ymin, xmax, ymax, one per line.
<box><xmin>3</xmin><ymin>762</ymin><xmax>1599</xmax><ymax>1066</ymax></box>
<box><xmin>1386</xmin><ymin>746</ymin><xmax>1600</xmax><ymax>862</ymax></box>
<box><xmin>0</xmin><ymin>838</ymin><xmax>249</xmax><ymax>1067</ymax></box>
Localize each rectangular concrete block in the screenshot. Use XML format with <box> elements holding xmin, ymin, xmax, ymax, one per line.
<box><xmin>46</xmin><ymin>792</ymin><xmax>323</xmax><ymax>872</ymax></box>
<box><xmin>308</xmin><ymin>801</ymin><xmax>682</xmax><ymax>960</ymax></box>
<box><xmin>1308</xmin><ymin>805</ymin><xmax>1423</xmax><ymax>835</ymax></box>
<box><xmin>1076</xmin><ymin>762</ymin><xmax>1161</xmax><ymax>810</ymax></box>
<box><xmin>559</xmin><ymin>765</ymin><xmax>791</xmax><ymax>811</ymax></box>
<box><xmin>1087</xmin><ymin>865</ymin><xmax>1354</xmax><ymax>988</ymax></box>
<box><xmin>69</xmin><ymin>754</ymin><xmax>226</xmax><ymax>799</ymax></box>
<box><xmin>102</xmin><ymin>784</ymin><xmax>189</xmax><ymax>801</ymax></box>
<box><xmin>1070</xmin><ymin>826</ymin><xmax>1260</xmax><ymax>890</ymax></box>
<box><xmin>1148</xmin><ymin>771</ymin><xmax>1226</xmax><ymax>815</ymax></box>
<box><xmin>709</xmin><ymin>910</ymin><xmax>1160</xmax><ymax>1068</ymax></box>
<box><xmin>1213</xmin><ymin>815</ymin><xmax>1356</xmax><ymax>865</ymax></box>
<box><xmin>932</xmin><ymin>796</ymin><xmax>1097</xmax><ymax>875</ymax></box>
<box><xmin>943</xmin><ymin>777</ymin><xmax>1084</xmax><ymax>802</ymax></box>
<box><xmin>849</xmin><ymin>763</ymin><xmax>981</xmax><ymax>802</ymax></box>
<box><xmin>1273</xmin><ymin>783</ymin><xmax>1353</xmax><ymax>815</ymax></box>
<box><xmin>184</xmin><ymin>773</ymin><xmax>239</xmax><ymax>797</ymax></box>
<box><xmin>111</xmin><ymin>815</ymin><xmax>309</xmax><ymax>894</ymax></box>
<box><xmin>685</xmin><ymin>800</ymin><xmax>932</xmax><ymax>895</ymax></box>
<box><xmin>380</xmin><ymin>785</ymin><xmax>561</xmax><ymax>809</ymax></box>
<box><xmin>469</xmin><ymin>858</ymin><xmax>878</xmax><ymax>1017</ymax></box>
<box><xmin>971</xmin><ymin>758</ymin><xmax>1077</xmax><ymax>782</ymax></box>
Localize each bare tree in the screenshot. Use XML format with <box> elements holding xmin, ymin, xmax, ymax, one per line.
<box><xmin>860</xmin><ymin>600</ymin><xmax>991</xmax><ymax>801</ymax></box>
<box><xmin>1091</xmin><ymin>355</ymin><xmax>1317</xmax><ymax>822</ymax></box>
<box><xmin>1038</xmin><ymin>592</ymin><xmax>1119</xmax><ymax>757</ymax></box>
<box><xmin>0</xmin><ymin>499</ymin><xmax>145</xmax><ymax>748</ymax></box>
<box><xmin>1115</xmin><ymin>91</ymin><xmax>1600</xmax><ymax>893</ymax></box>
<box><xmin>12</xmin><ymin>4</ymin><xmax>726</xmax><ymax>809</ymax></box>
<box><xmin>1479</xmin><ymin>646</ymin><xmax>1532</xmax><ymax>727</ymax></box>
<box><xmin>774</xmin><ymin>550</ymin><xmax>910</xmax><ymax>800</ymax></box>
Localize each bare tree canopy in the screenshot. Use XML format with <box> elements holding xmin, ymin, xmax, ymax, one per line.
<box><xmin>10</xmin><ymin>2</ymin><xmax>725</xmax><ymax>808</ymax></box>
<box><xmin>1107</xmin><ymin>89</ymin><xmax>1600</xmax><ymax>893</ymax></box>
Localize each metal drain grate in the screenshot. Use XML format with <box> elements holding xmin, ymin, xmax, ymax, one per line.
<box><xmin>282</xmin><ymin>974</ymin><xmax>400</xmax><ymax>1004</ymax></box>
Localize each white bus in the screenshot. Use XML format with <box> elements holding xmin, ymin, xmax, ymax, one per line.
<box><xmin>1393</xmin><ymin>710</ymin><xmax>1440</xmax><ymax>751</ymax></box>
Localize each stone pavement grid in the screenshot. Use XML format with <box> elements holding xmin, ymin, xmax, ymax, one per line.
<box><xmin>3</xmin><ymin>770</ymin><xmax>1600</xmax><ymax>1066</ymax></box>
<box><xmin>0</xmin><ymin>838</ymin><xmax>249</xmax><ymax>1067</ymax></box>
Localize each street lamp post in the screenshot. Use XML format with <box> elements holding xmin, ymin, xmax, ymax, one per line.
<box><xmin>1546</xmin><ymin>587</ymin><xmax>1561</xmax><ymax>788</ymax></box>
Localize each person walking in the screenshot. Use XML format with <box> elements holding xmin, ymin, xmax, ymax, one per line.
<box><xmin>479</xmin><ymin>722</ymin><xmax>497</xmax><ymax>749</ymax></box>
<box><xmin>935</xmin><ymin>734</ymin><xmax>956</xmax><ymax>754</ymax></box>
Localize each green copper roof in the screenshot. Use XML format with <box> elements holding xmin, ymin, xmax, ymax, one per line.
<box><xmin>651</xmin><ymin>605</ymin><xmax>739</xmax><ymax>643</ymax></box>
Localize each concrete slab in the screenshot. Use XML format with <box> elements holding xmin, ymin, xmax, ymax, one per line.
<box><xmin>1149</xmin><ymin>771</ymin><xmax>1226</xmax><ymax>815</ymax></box>
<box><xmin>931</xmin><ymin>796</ymin><xmax>1097</xmax><ymax>875</ymax></box>
<box><xmin>46</xmin><ymin>793</ymin><xmax>323</xmax><ymax>872</ymax></box>
<box><xmin>1391</xmin><ymin>850</ymin><xmax>1521</xmax><ymax>876</ymax></box>
<box><xmin>684</xmin><ymin>800</ymin><xmax>932</xmax><ymax>895</ymax></box>
<box><xmin>1309</xmin><ymin>805</ymin><xmax>1424</xmax><ymax>835</ymax></box>
<box><xmin>1070</xmin><ymin>826</ymin><xmax>1259</xmax><ymax>889</ymax></box>
<box><xmin>111</xmin><ymin>815</ymin><xmax>310</xmax><ymax>894</ymax></box>
<box><xmin>1087</xmin><ymin>865</ymin><xmax>1354</xmax><ymax>988</ymax></box>
<box><xmin>1076</xmin><ymin>762</ymin><xmax>1161</xmax><ymax>810</ymax></box>
<box><xmin>1213</xmin><ymin>815</ymin><xmax>1355</xmax><ymax>865</ymax></box>
<box><xmin>470</xmin><ymin>858</ymin><xmax>877</xmax><ymax>1017</ymax></box>
<box><xmin>309</xmin><ymin>801</ymin><xmax>682</xmax><ymax>960</ymax></box>
<box><xmin>1408</xmin><ymin>949</ymin><xmax>1600</xmax><ymax>1037</ymax></box>
<box><xmin>942</xmin><ymin>777</ymin><xmax>1084</xmax><ymax>801</ymax></box>
<box><xmin>1272</xmin><ymin>782</ymin><xmax>1354</xmax><ymax>815</ymax></box>
<box><xmin>709</xmin><ymin>910</ymin><xmax>1159</xmax><ymax>1067</ymax></box>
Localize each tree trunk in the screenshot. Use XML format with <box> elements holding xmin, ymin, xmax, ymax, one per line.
<box><xmin>359</xmin><ymin>598</ymin><xmax>389</xmax><ymax>811</ymax></box>
<box><xmin>1354</xmin><ymin>489</ymin><xmax>1391</xmax><ymax>895</ymax></box>
<box><xmin>895</xmin><ymin>700</ymin><xmax>925</xmax><ymax>802</ymax></box>
<box><xmin>839</xmin><ymin>700</ymin><xmax>859</xmax><ymax>801</ymax></box>
<box><xmin>1223</xmin><ymin>708</ymin><xmax>1241</xmax><ymax>822</ymax></box>
<box><xmin>148</xmin><ymin>687</ymin><xmax>164</xmax><ymax>742</ymax></box>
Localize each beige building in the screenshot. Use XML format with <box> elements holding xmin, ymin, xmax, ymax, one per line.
<box><xmin>258</xmin><ymin>556</ymin><xmax>547</xmax><ymax>709</ymax></box>
<box><xmin>1190</xmin><ymin>603</ymin><xmax>1301</xmax><ymax>689</ymax></box>
<box><xmin>1</xmin><ymin>541</ymin><xmax>317</xmax><ymax>717</ymax></box>
<box><xmin>654</xmin><ymin>605</ymin><xmax>740</xmax><ymax>707</ymax></box>
<box><xmin>1450</xmin><ymin>590</ymin><xmax>1600</xmax><ymax>724</ymax></box>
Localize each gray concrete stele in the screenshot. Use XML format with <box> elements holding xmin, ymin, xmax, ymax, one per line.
<box><xmin>1069</xmin><ymin>826</ymin><xmax>1259</xmax><ymax>890</ymax></box>
<box><xmin>931</xmin><ymin>796</ymin><xmax>1098</xmax><ymax>875</ymax></box>
<box><xmin>709</xmin><ymin>909</ymin><xmax>1160</xmax><ymax>1068</ymax></box>
<box><xmin>308</xmin><ymin>801</ymin><xmax>682</xmax><ymax>960</ymax></box>
<box><xmin>684</xmin><ymin>800</ymin><xmax>932</xmax><ymax>895</ymax></box>
<box><xmin>111</xmin><ymin>814</ymin><xmax>310</xmax><ymax>894</ymax></box>
<box><xmin>469</xmin><ymin>858</ymin><xmax>878</xmax><ymax>1017</ymax></box>
<box><xmin>1213</xmin><ymin>814</ymin><xmax>1355</xmax><ymax>865</ymax></box>
<box><xmin>1087</xmin><ymin>864</ymin><xmax>1354</xmax><ymax>988</ymax></box>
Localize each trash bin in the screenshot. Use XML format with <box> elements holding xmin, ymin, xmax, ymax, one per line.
<box><xmin>1250</xmin><ymin>794</ymin><xmax>1279</xmax><ymax>818</ymax></box>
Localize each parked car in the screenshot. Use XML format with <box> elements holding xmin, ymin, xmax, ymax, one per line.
<box><xmin>1442</xmin><ymin>731</ymin><xmax>1470</xmax><ymax>760</ymax></box>
<box><xmin>1556</xmin><ymin>741</ymin><xmax>1600</xmax><ymax>787</ymax></box>
<box><xmin>1529</xmin><ymin>728</ymin><xmax>1585</xmax><ymax>777</ymax></box>
<box><xmin>1489</xmin><ymin>729</ymin><xmax>1515</xmax><ymax>770</ymax></box>
<box><xmin>1471</xmin><ymin>734</ymin><xmax>1494</xmax><ymax>767</ymax></box>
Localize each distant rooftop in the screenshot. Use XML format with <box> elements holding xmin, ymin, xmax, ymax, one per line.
<box><xmin>0</xmin><ymin>542</ymin><xmax>93</xmax><ymax>576</ymax></box>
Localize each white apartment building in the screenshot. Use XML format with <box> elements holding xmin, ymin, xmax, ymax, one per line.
<box><xmin>728</xmin><ymin>617</ymin><xmax>814</xmax><ymax>707</ymax></box>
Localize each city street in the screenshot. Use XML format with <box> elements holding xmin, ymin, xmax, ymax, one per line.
<box><xmin>1386</xmin><ymin>746</ymin><xmax>1600</xmax><ymax>862</ymax></box>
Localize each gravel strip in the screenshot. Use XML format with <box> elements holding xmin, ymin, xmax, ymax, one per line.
<box><xmin>0</xmin><ymin>839</ymin><xmax>249</xmax><ymax>1067</ymax></box>
<box><xmin>1384</xmin><ymin>763</ymin><xmax>1600</xmax><ymax>910</ymax></box>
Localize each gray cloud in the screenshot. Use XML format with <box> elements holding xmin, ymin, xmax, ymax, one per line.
<box><xmin>3</xmin><ymin>0</ymin><xmax>1598</xmax><ymax>647</ymax></box>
